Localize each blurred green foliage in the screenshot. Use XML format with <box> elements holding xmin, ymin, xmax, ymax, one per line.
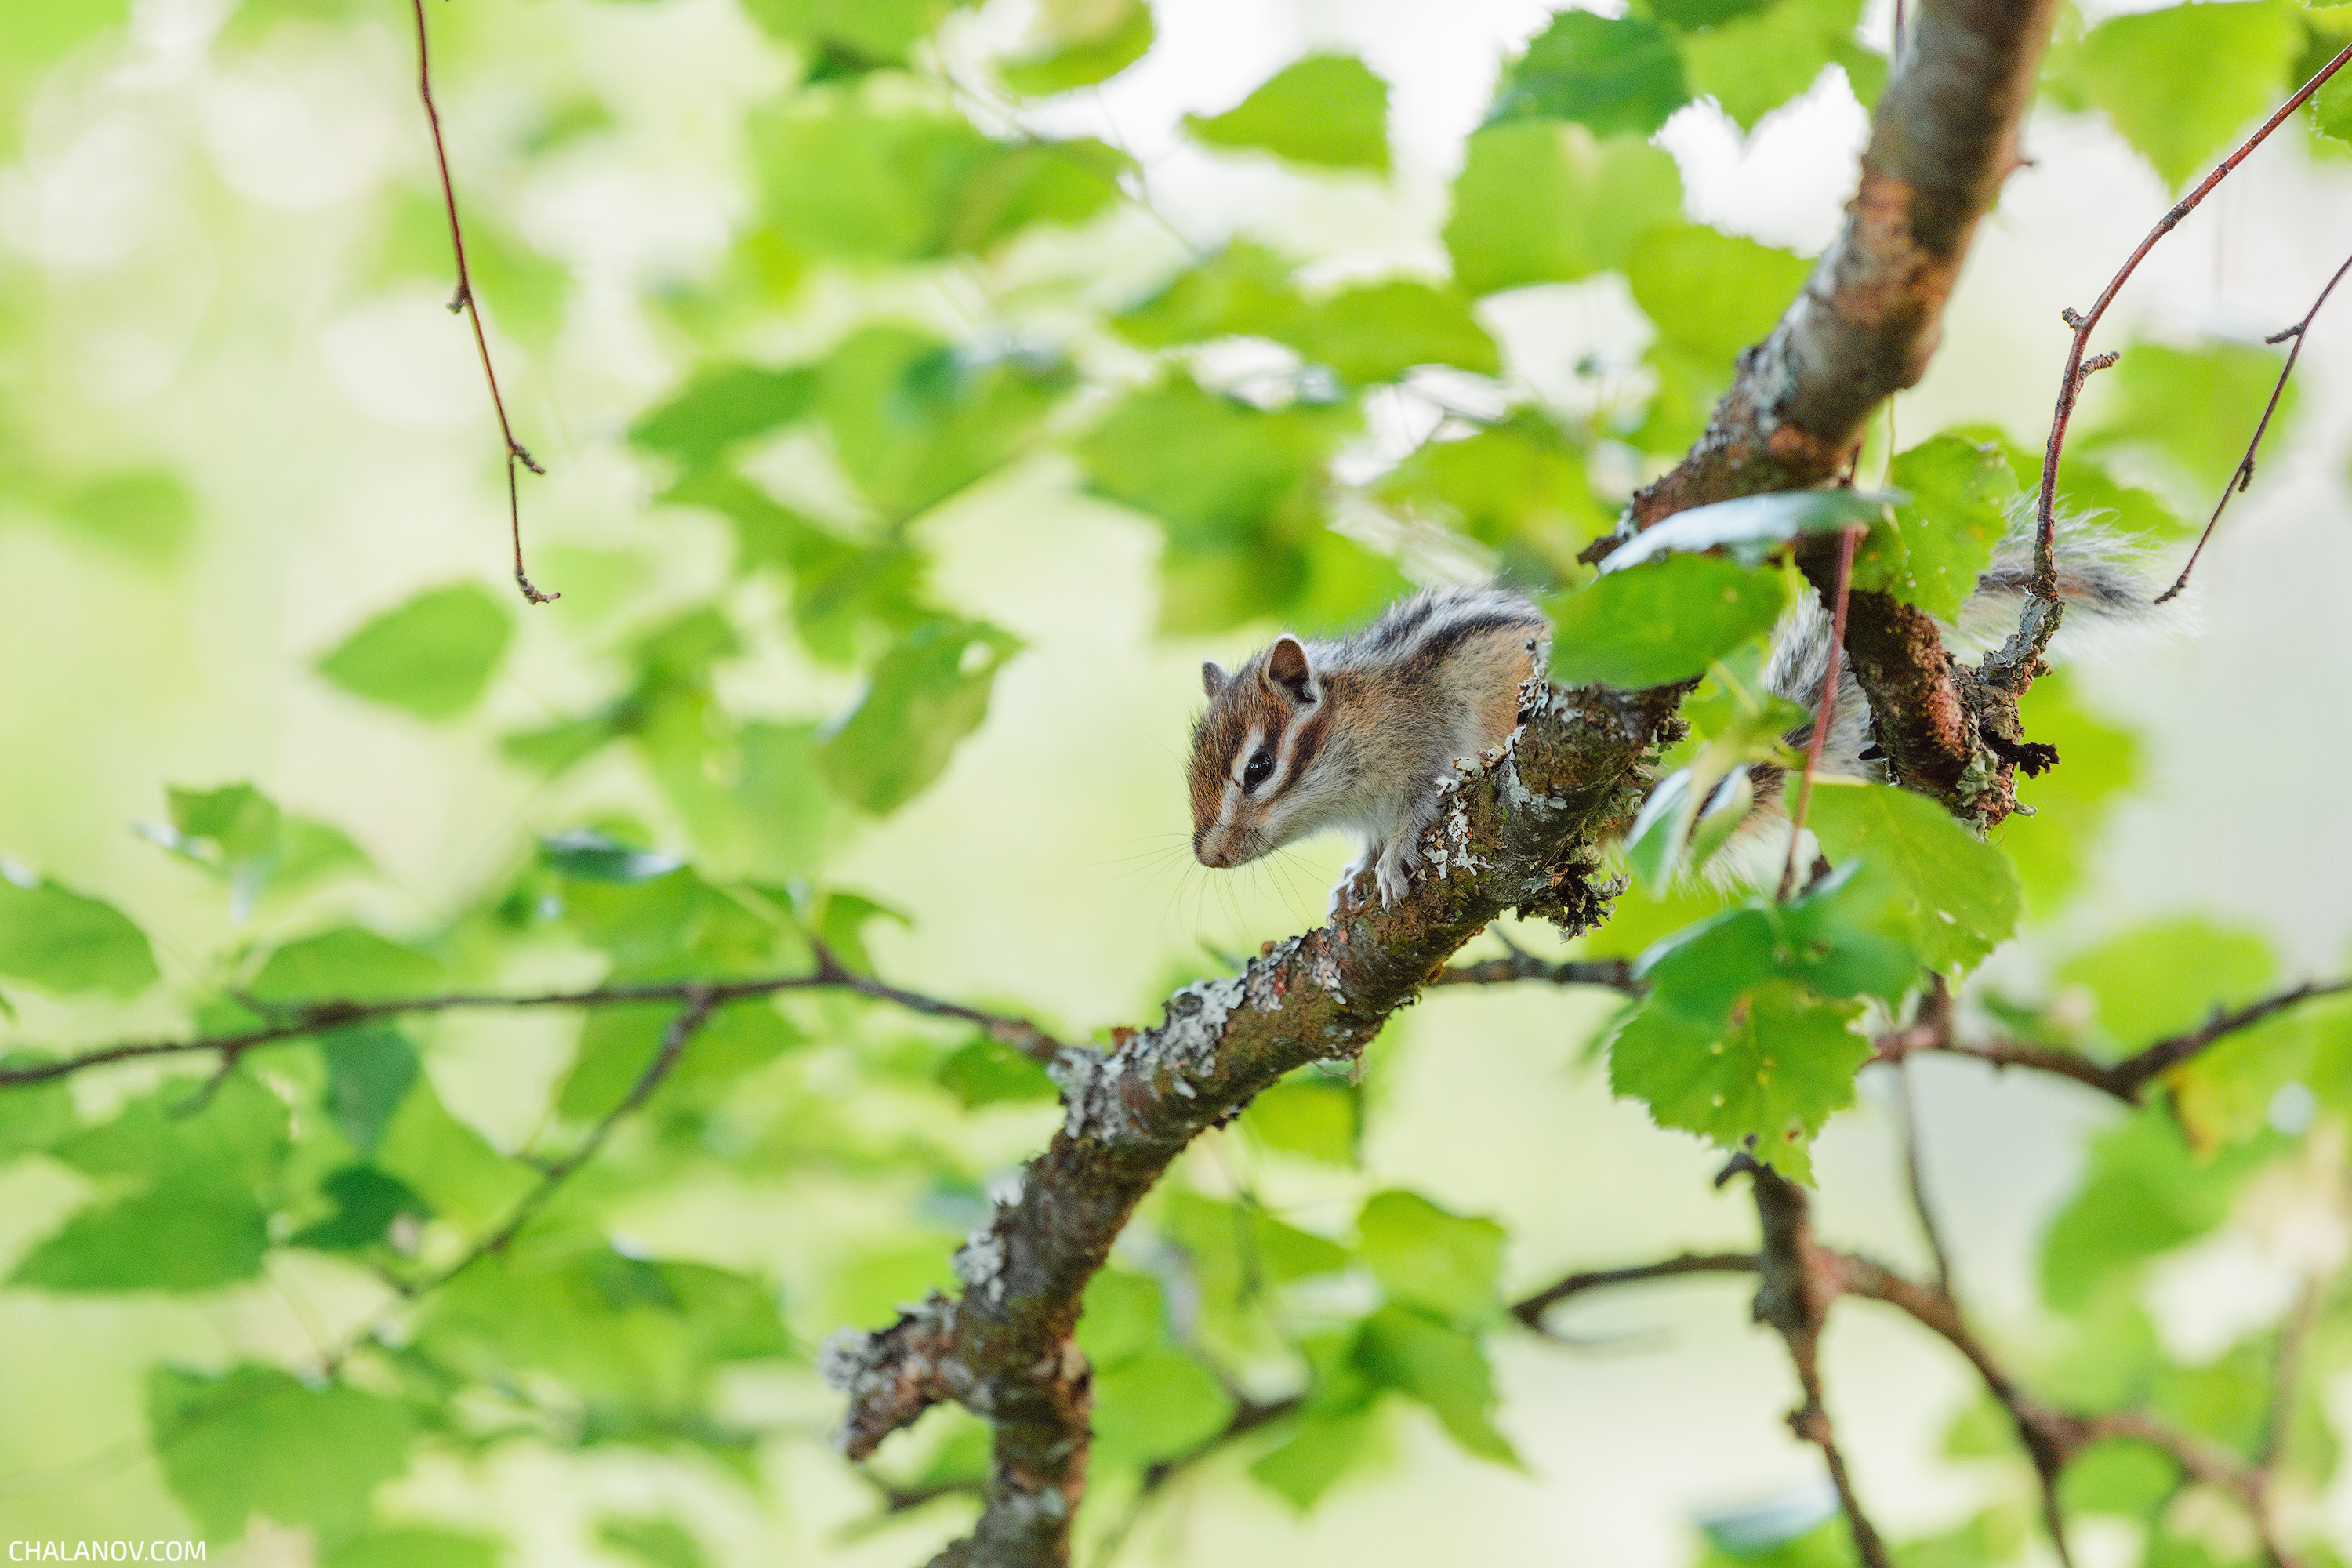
<box><xmin>0</xmin><ymin>2</ymin><xmax>2343</xmax><ymax>1566</ymax></box>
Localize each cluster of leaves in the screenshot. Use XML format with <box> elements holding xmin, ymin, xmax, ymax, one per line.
<box><xmin>0</xmin><ymin>0</ymin><xmax>2347</xmax><ymax>1563</ymax></box>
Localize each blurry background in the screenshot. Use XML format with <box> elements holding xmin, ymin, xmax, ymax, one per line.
<box><xmin>1</xmin><ymin>0</ymin><xmax>2350</xmax><ymax>1563</ymax></box>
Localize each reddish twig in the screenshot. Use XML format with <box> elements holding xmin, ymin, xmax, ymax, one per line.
<box><xmin>410</xmin><ymin>0</ymin><xmax>557</xmax><ymax>605</ymax></box>
<box><xmin>1779</xmin><ymin>525</ymin><xmax>1861</xmax><ymax>901</ymax></box>
<box><xmin>2033</xmin><ymin>39</ymin><xmax>2352</xmax><ymax>597</ymax></box>
<box><xmin>2158</xmin><ymin>248</ymin><xmax>2352</xmax><ymax>604</ymax></box>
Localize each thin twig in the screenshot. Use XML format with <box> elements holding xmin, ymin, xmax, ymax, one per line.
<box><xmin>1509</xmin><ymin>1251</ymin><xmax>1760</xmax><ymax>1333</ymax></box>
<box><xmin>411</xmin><ymin>0</ymin><xmax>557</xmax><ymax>605</ymax></box>
<box><xmin>2158</xmin><ymin>248</ymin><xmax>2352</xmax><ymax>604</ymax></box>
<box><xmin>1780</xmin><ymin>525</ymin><xmax>1861</xmax><ymax>901</ymax></box>
<box><xmin>2034</xmin><ymin>39</ymin><xmax>2352</xmax><ymax>595</ymax></box>
<box><xmin>0</xmin><ymin>963</ymin><xmax>1066</xmax><ymax>1089</ymax></box>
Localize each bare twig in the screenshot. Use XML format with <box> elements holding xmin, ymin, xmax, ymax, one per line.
<box><xmin>2158</xmin><ymin>248</ymin><xmax>2352</xmax><ymax>604</ymax></box>
<box><xmin>1510</xmin><ymin>1251</ymin><xmax>1761</xmax><ymax>1333</ymax></box>
<box><xmin>2034</xmin><ymin>41</ymin><xmax>2352</xmax><ymax>597</ymax></box>
<box><xmin>1779</xmin><ymin>524</ymin><xmax>1860</xmax><ymax>901</ymax></box>
<box><xmin>410</xmin><ymin>0</ymin><xmax>557</xmax><ymax>605</ymax></box>
<box><xmin>0</xmin><ymin>960</ymin><xmax>1066</xmax><ymax>1090</ymax></box>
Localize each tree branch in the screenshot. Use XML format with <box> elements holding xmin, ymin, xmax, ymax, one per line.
<box><xmin>1872</xmin><ymin>977</ymin><xmax>2352</xmax><ymax>1103</ymax></box>
<box><xmin>1744</xmin><ymin>1164</ymin><xmax>1893</xmax><ymax>1568</ymax></box>
<box><xmin>1509</xmin><ymin>1251</ymin><xmax>1759</xmax><ymax>1333</ymax></box>
<box><xmin>1429</xmin><ymin>953</ymin><xmax>1642</xmax><ymax>993</ymax></box>
<box><xmin>0</xmin><ymin>961</ymin><xmax>1066</xmax><ymax>1090</ymax></box>
<box><xmin>818</xmin><ymin>681</ymin><xmax>1682</xmax><ymax>1567</ymax></box>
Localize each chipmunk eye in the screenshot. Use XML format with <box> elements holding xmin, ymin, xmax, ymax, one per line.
<box><xmin>1242</xmin><ymin>749</ymin><xmax>1275</xmax><ymax>789</ymax></box>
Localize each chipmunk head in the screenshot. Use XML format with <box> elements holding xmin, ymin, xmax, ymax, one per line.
<box><xmin>1188</xmin><ymin>634</ymin><xmax>1352</xmax><ymax>869</ymax></box>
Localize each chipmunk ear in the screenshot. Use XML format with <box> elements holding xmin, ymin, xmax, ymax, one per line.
<box><xmin>1201</xmin><ymin>660</ymin><xmax>1229</xmax><ymax>698</ymax></box>
<box><xmin>1262</xmin><ymin>635</ymin><xmax>1319</xmax><ymax>705</ymax></box>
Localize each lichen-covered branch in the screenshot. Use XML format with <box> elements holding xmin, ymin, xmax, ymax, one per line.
<box><xmin>819</xmin><ymin>681</ymin><xmax>1682</xmax><ymax>1567</ymax></box>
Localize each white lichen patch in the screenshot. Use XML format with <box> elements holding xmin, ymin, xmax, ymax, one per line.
<box><xmin>1053</xmin><ymin>975</ymin><xmax>1249</xmax><ymax>1141</ymax></box>
<box><xmin>816</xmin><ymin>1291</ymin><xmax>964</xmax><ymax>1457</ymax></box>
<box><xmin>953</xmin><ymin>1222</ymin><xmax>1009</xmax><ymax>1305</ymax></box>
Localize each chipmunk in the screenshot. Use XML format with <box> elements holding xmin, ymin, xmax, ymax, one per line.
<box><xmin>1189</xmin><ymin>586</ymin><xmax>1551</xmax><ymax>910</ymax></box>
<box><xmin>1185</xmin><ymin>517</ymin><xmax>2154</xmax><ymax>913</ymax></box>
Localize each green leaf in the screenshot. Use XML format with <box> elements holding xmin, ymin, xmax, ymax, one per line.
<box><xmin>1356</xmin><ymin>1189</ymin><xmax>1504</xmax><ymax>1328</ymax></box>
<box><xmin>1547</xmin><ymin>555</ymin><xmax>1789</xmax><ymax>688</ymax></box>
<box><xmin>248</xmin><ymin>927</ymin><xmax>444</xmax><ymax>1005</ymax></box>
<box><xmin>739</xmin><ymin>0</ymin><xmax>969</xmax><ymax>67</ymax></box>
<box><xmin>316</xmin><ymin>584</ymin><xmax>514</xmax><ymax>721</ymax></box>
<box><xmin>629</xmin><ymin>365</ymin><xmax>817</xmax><ymax>467</ymax></box>
<box><xmin>15</xmin><ymin>1073</ymin><xmax>289</xmax><ymax>1292</ymax></box>
<box><xmin>1446</xmin><ymin>123</ymin><xmax>1682</xmax><ymax>294</ymax></box>
<box><xmin>1185</xmin><ymin>55</ymin><xmax>1391</xmax><ymax>172</ymax></box>
<box><xmin>1608</xmin><ymin>978</ymin><xmax>1869</xmax><ymax>1181</ymax></box>
<box><xmin>597</xmin><ymin>1517</ymin><xmax>707</xmax><ymax>1568</ymax></box>
<box><xmin>2057</xmin><ymin>916</ymin><xmax>2277</xmax><ymax>1054</ymax></box>
<box><xmin>2067</xmin><ymin>2</ymin><xmax>2300</xmax><ymax>189</ymax></box>
<box><xmin>325</xmin><ymin>1530</ymin><xmax>504</xmax><ymax>1568</ymax></box>
<box><xmin>1113</xmin><ymin>241</ymin><xmax>1308</xmax><ymax>348</ymax></box>
<box><xmin>49</xmin><ymin>468</ymin><xmax>197</xmax><ymax>561</ymax></box>
<box><xmin>557</xmin><ymin>999</ymin><xmax>800</xmax><ymax>1120</ymax></box>
<box><xmin>1803</xmin><ymin>779</ymin><xmax>2022</xmax><ymax>972</ymax></box>
<box><xmin>1282</xmin><ymin>280</ymin><xmax>1501</xmax><ymax>383</ymax></box>
<box><xmin>318</xmin><ymin>1026</ymin><xmax>420</xmax><ymax>1156</ymax></box>
<box><xmin>1598</xmin><ymin>488</ymin><xmax>1889</xmax><ymax>572</ymax></box>
<box><xmin>815</xmin><ymin>327</ymin><xmax>1073</xmax><ymax>521</ymax></box>
<box><xmin>416</xmin><ymin>1250</ymin><xmax>791</xmax><ymax>1421</ymax></box>
<box><xmin>1076</xmin><ymin>1269</ymin><xmax>1167</xmax><ymax>1370</ymax></box>
<box><xmin>757</xmin><ymin>97</ymin><xmax>1123</xmax><ymax>260</ymax></box>
<box><xmin>1354</xmin><ymin>1305</ymin><xmax>1518</xmax><ymax>1465</ymax></box>
<box><xmin>1678</xmin><ymin>0</ymin><xmax>1870</xmax><ymax>132</ymax></box>
<box><xmin>143</xmin><ymin>782</ymin><xmax>372</xmax><ymax>916</ymax></box>
<box><xmin>2039</xmin><ymin>1106</ymin><xmax>2274</xmax><ymax>1308</ymax></box>
<box><xmin>1249</xmin><ymin>1406</ymin><xmax>1382</xmax><ymax>1510</ymax></box>
<box><xmin>1238</xmin><ymin>1073</ymin><xmax>1356</xmax><ymax>1163</ymax></box>
<box><xmin>1860</xmin><ymin>435</ymin><xmax>2013</xmax><ymax>620</ymax></box>
<box><xmin>149</xmin><ymin>1365</ymin><xmax>418</xmax><ymax>1546</ymax></box>
<box><xmin>14</xmin><ymin>1181</ymin><xmax>271</xmax><ymax>1291</ymax></box>
<box><xmin>289</xmin><ymin>1165</ymin><xmax>429</xmax><ymax>1251</ymax></box>
<box><xmin>815</xmin><ymin>619</ymin><xmax>1022</xmax><ymax>815</ymax></box>
<box><xmin>1371</xmin><ymin>410</ymin><xmax>1611</xmax><ymax>581</ymax></box>
<box><xmin>1625</xmin><ymin>223</ymin><xmax>1813</xmax><ymax>373</ymax></box>
<box><xmin>0</xmin><ymin>869</ymin><xmax>158</xmax><ymax>996</ymax></box>
<box><xmin>1486</xmin><ymin>11</ymin><xmax>1689</xmax><ymax>137</ymax></box>
<box><xmin>2080</xmin><ymin>339</ymin><xmax>2296</xmax><ymax>505</ymax></box>
<box><xmin>540</xmin><ymin>829</ymin><xmax>686</xmax><ymax>885</ymax></box>
<box><xmin>372</xmin><ymin>1079</ymin><xmax>537</xmax><ymax>1229</ymax></box>
<box><xmin>1074</xmin><ymin>377</ymin><xmax>1361</xmax><ymax>631</ymax></box>
<box><xmin>0</xmin><ymin>0</ymin><xmax>130</xmax><ymax>74</ymax></box>
<box><xmin>1089</xmin><ymin>1349</ymin><xmax>1237</xmax><ymax>1472</ymax></box>
<box><xmin>936</xmin><ymin>1035</ymin><xmax>1057</xmax><ymax>1107</ymax></box>
<box><xmin>1001</xmin><ymin>0</ymin><xmax>1154</xmax><ymax>93</ymax></box>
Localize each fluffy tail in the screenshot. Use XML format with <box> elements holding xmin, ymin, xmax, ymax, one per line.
<box><xmin>1765</xmin><ymin>506</ymin><xmax>2165</xmax><ymax>777</ymax></box>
